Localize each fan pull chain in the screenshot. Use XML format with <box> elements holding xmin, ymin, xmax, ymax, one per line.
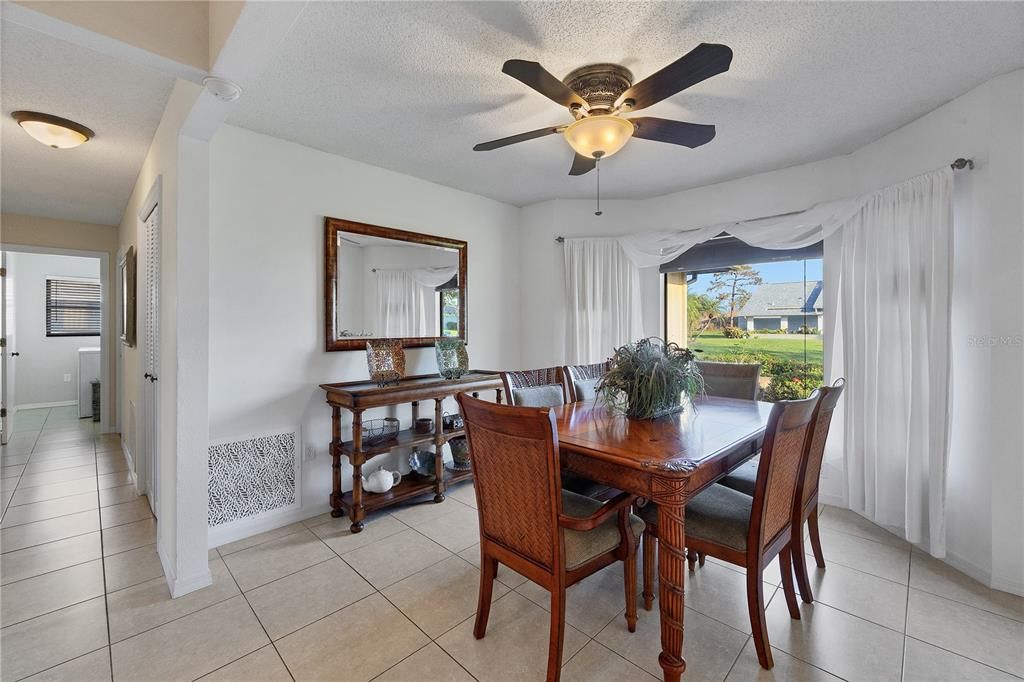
<box><xmin>594</xmin><ymin>156</ymin><xmax>602</xmax><ymax>216</ymax></box>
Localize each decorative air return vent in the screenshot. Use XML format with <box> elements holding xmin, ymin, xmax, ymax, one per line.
<box><xmin>208</xmin><ymin>432</ymin><xmax>297</xmax><ymax>527</ymax></box>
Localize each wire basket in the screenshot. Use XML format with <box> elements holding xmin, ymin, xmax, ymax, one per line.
<box><xmin>363</xmin><ymin>417</ymin><xmax>400</xmax><ymax>446</ymax></box>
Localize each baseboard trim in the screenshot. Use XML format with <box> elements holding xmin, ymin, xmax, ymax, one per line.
<box><xmin>158</xmin><ymin>539</ymin><xmax>213</xmax><ymax>598</ymax></box>
<box><xmin>120</xmin><ymin>437</ymin><xmax>138</xmax><ymax>489</ymax></box>
<box><xmin>208</xmin><ymin>504</ymin><xmax>329</xmax><ymax>549</ymax></box>
<box><xmin>16</xmin><ymin>400</ymin><xmax>77</xmax><ymax>410</ymax></box>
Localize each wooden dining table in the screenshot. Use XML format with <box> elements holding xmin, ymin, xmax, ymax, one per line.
<box><xmin>551</xmin><ymin>396</ymin><xmax>773</xmax><ymax>682</ymax></box>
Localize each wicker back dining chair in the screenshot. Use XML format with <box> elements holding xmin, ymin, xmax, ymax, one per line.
<box><xmin>638</xmin><ymin>392</ymin><xmax>820</xmax><ymax>669</ymax></box>
<box><xmin>563</xmin><ymin>361</ymin><xmax>611</xmax><ymax>402</ymax></box>
<box><xmin>501</xmin><ymin>367</ymin><xmax>607</xmax><ymax>497</ymax></box>
<box><xmin>456</xmin><ymin>393</ymin><xmax>644</xmax><ymax>682</ymax></box>
<box><xmin>501</xmin><ymin>367</ymin><xmax>570</xmax><ymax>407</ymax></box>
<box><xmin>696</xmin><ymin>360</ymin><xmax>761</xmax><ymax>400</ymax></box>
<box><xmin>719</xmin><ymin>378</ymin><xmax>846</xmax><ymax>603</ymax></box>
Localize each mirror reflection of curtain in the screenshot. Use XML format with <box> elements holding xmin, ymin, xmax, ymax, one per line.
<box><xmin>376</xmin><ymin>266</ymin><xmax>457</xmax><ymax>337</ymax></box>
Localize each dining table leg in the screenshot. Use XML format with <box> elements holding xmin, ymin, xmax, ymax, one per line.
<box><xmin>656</xmin><ymin>500</ymin><xmax>687</xmax><ymax>681</ymax></box>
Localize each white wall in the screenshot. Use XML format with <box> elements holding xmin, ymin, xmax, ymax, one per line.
<box><xmin>118</xmin><ymin>78</ymin><xmax>207</xmax><ymax>596</ymax></box>
<box><xmin>208</xmin><ymin>125</ymin><xmax>521</xmax><ymax>539</ymax></box>
<box><xmin>10</xmin><ymin>252</ymin><xmax>100</xmax><ymax>407</ymax></box>
<box><xmin>518</xmin><ymin>69</ymin><xmax>1024</xmax><ymax>593</ymax></box>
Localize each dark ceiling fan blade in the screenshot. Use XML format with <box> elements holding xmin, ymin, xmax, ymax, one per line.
<box><xmin>630</xmin><ymin>117</ymin><xmax>716</xmax><ymax>148</ymax></box>
<box><xmin>473</xmin><ymin>125</ymin><xmax>564</xmax><ymax>151</ymax></box>
<box><xmin>615</xmin><ymin>43</ymin><xmax>733</xmax><ymax>112</ymax></box>
<box><xmin>569</xmin><ymin>153</ymin><xmax>597</xmax><ymax>176</ymax></box>
<box><xmin>502</xmin><ymin>60</ymin><xmax>589</xmax><ymax>110</ymax></box>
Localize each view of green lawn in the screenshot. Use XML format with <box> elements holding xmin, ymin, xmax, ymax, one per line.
<box><xmin>690</xmin><ymin>332</ymin><xmax>823</xmax><ymax>366</ymax></box>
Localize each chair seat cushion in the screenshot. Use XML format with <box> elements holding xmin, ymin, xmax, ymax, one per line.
<box><xmin>573</xmin><ymin>377</ymin><xmax>600</xmax><ymax>401</ymax></box>
<box><xmin>562</xmin><ymin>491</ymin><xmax>644</xmax><ymax>570</ymax></box>
<box><xmin>511</xmin><ymin>384</ymin><xmax>565</xmax><ymax>407</ymax></box>
<box><xmin>719</xmin><ymin>457</ymin><xmax>759</xmax><ymax>497</ymax></box>
<box><xmin>638</xmin><ymin>484</ymin><xmax>752</xmax><ymax>552</ymax></box>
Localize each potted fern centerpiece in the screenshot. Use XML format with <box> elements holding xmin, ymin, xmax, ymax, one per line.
<box><xmin>598</xmin><ymin>338</ymin><xmax>704</xmax><ymax>419</ymax></box>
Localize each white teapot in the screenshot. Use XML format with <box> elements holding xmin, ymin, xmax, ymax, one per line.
<box><xmin>362</xmin><ymin>466</ymin><xmax>401</xmax><ymax>493</ymax></box>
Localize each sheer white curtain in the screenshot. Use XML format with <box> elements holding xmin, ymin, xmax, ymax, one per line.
<box><xmin>836</xmin><ymin>168</ymin><xmax>953</xmax><ymax>555</ymax></box>
<box><xmin>563</xmin><ymin>238</ymin><xmax>643</xmax><ymax>363</ymax></box>
<box><xmin>375</xmin><ymin>266</ymin><xmax>457</xmax><ymax>337</ymax></box>
<box><xmin>584</xmin><ymin>167</ymin><xmax>954</xmax><ymax>555</ymax></box>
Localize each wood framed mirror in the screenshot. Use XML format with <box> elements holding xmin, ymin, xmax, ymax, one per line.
<box><xmin>324</xmin><ymin>217</ymin><xmax>468</xmax><ymax>352</ymax></box>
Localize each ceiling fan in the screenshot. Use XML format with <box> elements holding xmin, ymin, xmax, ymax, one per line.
<box><xmin>473</xmin><ymin>43</ymin><xmax>733</xmax><ymax>175</ymax></box>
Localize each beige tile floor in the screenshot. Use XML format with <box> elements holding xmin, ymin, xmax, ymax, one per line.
<box><xmin>3</xmin><ymin>406</ymin><xmax>1023</xmax><ymax>681</ymax></box>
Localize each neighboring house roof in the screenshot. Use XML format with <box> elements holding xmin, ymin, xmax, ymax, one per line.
<box><xmin>738</xmin><ymin>281</ymin><xmax>824</xmax><ymax>317</ymax></box>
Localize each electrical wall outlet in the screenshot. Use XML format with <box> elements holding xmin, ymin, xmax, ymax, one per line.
<box><xmin>63</xmin><ymin>373</ymin><xmax>72</xmax><ymax>383</ymax></box>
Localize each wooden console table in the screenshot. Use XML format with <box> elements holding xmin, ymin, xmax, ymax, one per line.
<box><xmin>320</xmin><ymin>372</ymin><xmax>503</xmax><ymax>532</ymax></box>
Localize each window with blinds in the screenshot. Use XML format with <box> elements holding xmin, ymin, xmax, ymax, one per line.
<box><xmin>45</xmin><ymin>278</ymin><xmax>101</xmax><ymax>337</ymax></box>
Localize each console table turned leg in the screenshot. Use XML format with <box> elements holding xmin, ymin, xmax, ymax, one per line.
<box><xmin>433</xmin><ymin>397</ymin><xmax>446</xmax><ymax>503</ymax></box>
<box><xmin>329</xmin><ymin>405</ymin><xmax>344</xmax><ymax>518</ymax></box>
<box><xmin>349</xmin><ymin>408</ymin><xmax>366</xmax><ymax>533</ymax></box>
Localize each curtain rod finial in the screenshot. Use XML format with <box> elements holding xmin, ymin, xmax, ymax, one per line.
<box><xmin>951</xmin><ymin>158</ymin><xmax>974</xmax><ymax>170</ymax></box>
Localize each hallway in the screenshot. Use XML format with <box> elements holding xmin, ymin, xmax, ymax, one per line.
<box><xmin>1</xmin><ymin>407</ymin><xmax>154</xmax><ymax>680</ymax></box>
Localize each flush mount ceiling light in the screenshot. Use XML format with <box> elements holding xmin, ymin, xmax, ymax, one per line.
<box><xmin>12</xmin><ymin>111</ymin><xmax>94</xmax><ymax>149</ymax></box>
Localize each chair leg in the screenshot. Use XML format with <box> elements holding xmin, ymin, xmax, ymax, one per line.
<box><xmin>808</xmin><ymin>507</ymin><xmax>826</xmax><ymax>569</ymax></box>
<box><xmin>474</xmin><ymin>554</ymin><xmax>497</xmax><ymax>640</ymax></box>
<box><xmin>624</xmin><ymin>548</ymin><xmax>638</xmax><ymax>632</ymax></box>
<box><xmin>698</xmin><ymin>552</ymin><xmax>706</xmax><ymax>567</ymax></box>
<box><xmin>642</xmin><ymin>531</ymin><xmax>655</xmax><ymax>611</ymax></box>
<box><xmin>686</xmin><ymin>548</ymin><xmax>697</xmax><ymax>572</ymax></box>
<box><xmin>746</xmin><ymin>562</ymin><xmax>774</xmax><ymax>669</ymax></box>
<box><xmin>547</xmin><ymin>588</ymin><xmax>567</xmax><ymax>682</ymax></box>
<box><xmin>791</xmin><ymin>519</ymin><xmax>814</xmax><ymax>603</ymax></box>
<box><xmin>779</xmin><ymin>545</ymin><xmax>801</xmax><ymax>620</ymax></box>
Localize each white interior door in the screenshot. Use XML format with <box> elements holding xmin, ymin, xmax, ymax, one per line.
<box><xmin>1</xmin><ymin>253</ymin><xmax>15</xmax><ymax>444</ymax></box>
<box><xmin>141</xmin><ymin>204</ymin><xmax>161</xmax><ymax>516</ymax></box>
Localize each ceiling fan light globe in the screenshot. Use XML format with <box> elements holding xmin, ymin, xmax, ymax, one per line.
<box><xmin>563</xmin><ymin>115</ymin><xmax>634</xmax><ymax>160</ymax></box>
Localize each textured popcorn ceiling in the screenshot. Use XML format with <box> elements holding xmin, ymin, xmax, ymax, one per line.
<box><xmin>1</xmin><ymin>20</ymin><xmax>175</xmax><ymax>225</ymax></box>
<box><xmin>228</xmin><ymin>1</ymin><xmax>1024</xmax><ymax>205</ymax></box>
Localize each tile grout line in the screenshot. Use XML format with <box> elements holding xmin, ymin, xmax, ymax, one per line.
<box><xmin>0</xmin><ymin>412</ymin><xmax>45</xmax><ymax>524</ymax></box>
<box><xmin>9</xmin><ymin>645</ymin><xmax>109</xmax><ymax>682</ymax></box>
<box><xmin>901</xmin><ymin>634</ymin><xmax>1024</xmax><ymax>679</ymax></box>
<box><xmin>91</xmin><ymin>436</ymin><xmax>117</xmax><ymax>682</ymax></box>
<box><xmin>217</xmin><ymin>555</ymin><xmax>297</xmax><ymax>682</ymax></box>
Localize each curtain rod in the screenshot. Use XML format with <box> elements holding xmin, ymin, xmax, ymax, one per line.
<box><xmin>555</xmin><ymin>158</ymin><xmax>974</xmax><ymax>243</ymax></box>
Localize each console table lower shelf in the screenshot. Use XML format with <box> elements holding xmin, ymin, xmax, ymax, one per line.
<box><xmin>338</xmin><ymin>467</ymin><xmax>474</xmax><ymax>516</ymax></box>
<box><xmin>320</xmin><ymin>371</ymin><xmax>503</xmax><ymax>533</ymax></box>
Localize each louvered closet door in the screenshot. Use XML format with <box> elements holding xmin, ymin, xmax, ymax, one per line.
<box><xmin>141</xmin><ymin>204</ymin><xmax>160</xmax><ymax>515</ymax></box>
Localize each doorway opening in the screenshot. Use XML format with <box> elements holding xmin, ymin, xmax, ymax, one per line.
<box><xmin>1</xmin><ymin>247</ymin><xmax>109</xmax><ymax>445</ymax></box>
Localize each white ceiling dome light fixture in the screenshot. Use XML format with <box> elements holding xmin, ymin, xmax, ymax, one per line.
<box><xmin>12</xmin><ymin>111</ymin><xmax>94</xmax><ymax>149</ymax></box>
<box><xmin>203</xmin><ymin>76</ymin><xmax>243</xmax><ymax>103</ymax></box>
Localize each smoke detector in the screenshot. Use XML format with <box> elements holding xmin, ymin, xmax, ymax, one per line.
<box><xmin>203</xmin><ymin>77</ymin><xmax>242</xmax><ymax>103</ymax></box>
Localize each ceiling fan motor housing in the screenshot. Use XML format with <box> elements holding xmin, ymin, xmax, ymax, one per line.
<box><xmin>562</xmin><ymin>64</ymin><xmax>634</xmax><ymax>115</ymax></box>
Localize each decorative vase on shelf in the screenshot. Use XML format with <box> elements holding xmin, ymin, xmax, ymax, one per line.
<box><xmin>448</xmin><ymin>436</ymin><xmax>471</xmax><ymax>470</ymax></box>
<box><xmin>408</xmin><ymin>448</ymin><xmax>436</xmax><ymax>482</ymax></box>
<box><xmin>366</xmin><ymin>339</ymin><xmax>406</xmax><ymax>386</ymax></box>
<box><xmin>598</xmin><ymin>337</ymin><xmax>704</xmax><ymax>420</ymax></box>
<box><xmin>435</xmin><ymin>338</ymin><xmax>469</xmax><ymax>380</ymax></box>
